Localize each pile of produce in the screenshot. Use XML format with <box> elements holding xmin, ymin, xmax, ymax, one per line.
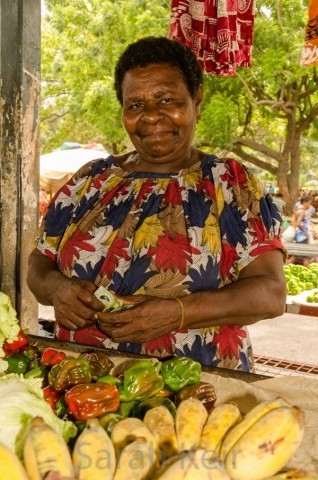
<box><xmin>284</xmin><ymin>263</ymin><xmax>318</xmax><ymax>298</ymax></box>
<box><xmin>0</xmin><ymin>291</ymin><xmax>317</xmax><ymax>479</ymax></box>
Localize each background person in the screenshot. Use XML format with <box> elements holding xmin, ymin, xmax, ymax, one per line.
<box><xmin>27</xmin><ymin>37</ymin><xmax>286</xmax><ymax>372</ymax></box>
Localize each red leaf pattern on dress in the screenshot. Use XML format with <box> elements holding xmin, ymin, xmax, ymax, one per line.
<box><xmin>59</xmin><ymin>231</ymin><xmax>95</xmax><ymax>269</ymax></box>
<box><xmin>147</xmin><ymin>231</ymin><xmax>200</xmax><ymax>275</ymax></box>
<box><xmin>220</xmin><ymin>244</ymin><xmax>237</xmax><ymax>280</ymax></box>
<box><xmin>220</xmin><ymin>159</ymin><xmax>247</xmax><ymax>188</ymax></box>
<box><xmin>135</xmin><ymin>179</ymin><xmax>155</xmax><ymax>207</ymax></box>
<box><xmin>143</xmin><ymin>332</ymin><xmax>177</xmax><ymax>355</ymax></box>
<box><xmin>99</xmin><ymin>237</ymin><xmax>131</xmax><ymax>279</ymax></box>
<box><xmin>212</xmin><ymin>325</ymin><xmax>246</xmax><ymax>358</ymax></box>
<box><xmin>164</xmin><ymin>179</ymin><xmax>184</xmax><ymax>205</ymax></box>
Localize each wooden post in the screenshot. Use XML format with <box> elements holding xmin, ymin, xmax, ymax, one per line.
<box><xmin>0</xmin><ymin>0</ymin><xmax>41</xmax><ymax>332</ymax></box>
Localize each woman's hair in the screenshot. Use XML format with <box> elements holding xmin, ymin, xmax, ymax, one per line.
<box><xmin>114</xmin><ymin>36</ymin><xmax>203</xmax><ymax>105</ymax></box>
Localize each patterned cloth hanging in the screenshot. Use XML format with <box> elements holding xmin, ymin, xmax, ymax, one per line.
<box><xmin>169</xmin><ymin>0</ymin><xmax>256</xmax><ymax>75</ymax></box>
<box><xmin>301</xmin><ymin>0</ymin><xmax>318</xmax><ymax>67</ymax></box>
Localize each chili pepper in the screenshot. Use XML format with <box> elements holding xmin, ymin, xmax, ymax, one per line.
<box><xmin>174</xmin><ymin>381</ymin><xmax>216</xmax><ymax>412</ymax></box>
<box><xmin>132</xmin><ymin>396</ymin><xmax>176</xmax><ymax>419</ymax></box>
<box><xmin>48</xmin><ymin>357</ymin><xmax>92</xmax><ymax>392</ymax></box>
<box><xmin>119</xmin><ymin>359</ymin><xmax>164</xmax><ymax>403</ymax></box>
<box><xmin>55</xmin><ymin>396</ymin><xmax>68</xmax><ymax>419</ymax></box>
<box><xmin>160</xmin><ymin>356</ymin><xmax>201</xmax><ymax>392</ymax></box>
<box><xmin>5</xmin><ymin>353</ymin><xmax>30</xmax><ymax>374</ymax></box>
<box><xmin>24</xmin><ymin>366</ymin><xmax>45</xmax><ymax>379</ymax></box>
<box><xmin>27</xmin><ymin>358</ymin><xmax>41</xmax><ymax>370</ymax></box>
<box><xmin>3</xmin><ymin>330</ymin><xmax>29</xmax><ymax>352</ymax></box>
<box><xmin>64</xmin><ymin>383</ymin><xmax>120</xmax><ymax>421</ymax></box>
<box><xmin>79</xmin><ymin>351</ymin><xmax>114</xmax><ymax>380</ymax></box>
<box><xmin>96</xmin><ymin>375</ymin><xmax>122</xmax><ymax>387</ymax></box>
<box><xmin>42</xmin><ymin>385</ymin><xmax>61</xmax><ymax>410</ymax></box>
<box><xmin>19</xmin><ymin>343</ymin><xmax>41</xmax><ymax>361</ymax></box>
<box><xmin>41</xmin><ymin>348</ymin><xmax>67</xmax><ymax>367</ymax></box>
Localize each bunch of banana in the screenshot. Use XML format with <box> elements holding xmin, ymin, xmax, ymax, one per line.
<box><xmin>264</xmin><ymin>470</ymin><xmax>318</xmax><ymax>480</ymax></box>
<box><xmin>219</xmin><ymin>398</ymin><xmax>305</xmax><ymax>480</ymax></box>
<box><xmin>175</xmin><ymin>398</ymin><xmax>208</xmax><ymax>452</ymax></box>
<box><xmin>0</xmin><ymin>441</ymin><xmax>29</xmax><ymax>480</ymax></box>
<box><xmin>72</xmin><ymin>418</ymin><xmax>116</xmax><ymax>479</ymax></box>
<box><xmin>153</xmin><ymin>447</ymin><xmax>231</xmax><ymax>480</ymax></box>
<box><xmin>143</xmin><ymin>405</ymin><xmax>179</xmax><ymax>461</ymax></box>
<box><xmin>23</xmin><ymin>416</ymin><xmax>75</xmax><ymax>480</ymax></box>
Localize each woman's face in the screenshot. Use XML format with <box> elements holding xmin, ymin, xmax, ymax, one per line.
<box><xmin>121</xmin><ymin>63</ymin><xmax>202</xmax><ymax>171</ymax></box>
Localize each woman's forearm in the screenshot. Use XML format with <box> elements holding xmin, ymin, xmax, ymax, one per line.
<box><xmin>27</xmin><ymin>249</ymin><xmax>66</xmax><ymax>305</ymax></box>
<box><xmin>181</xmin><ymin>250</ymin><xmax>286</xmax><ymax>328</ymax></box>
<box><xmin>181</xmin><ymin>274</ymin><xmax>286</xmax><ymax>329</ymax></box>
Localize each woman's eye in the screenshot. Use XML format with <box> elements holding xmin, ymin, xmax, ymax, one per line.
<box><xmin>160</xmin><ymin>97</ymin><xmax>173</xmax><ymax>104</ymax></box>
<box><xmin>129</xmin><ymin>102</ymin><xmax>144</xmax><ymax>110</ymax></box>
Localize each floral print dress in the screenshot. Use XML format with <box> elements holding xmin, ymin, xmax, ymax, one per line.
<box><xmin>36</xmin><ymin>154</ymin><xmax>284</xmax><ymax>372</ymax></box>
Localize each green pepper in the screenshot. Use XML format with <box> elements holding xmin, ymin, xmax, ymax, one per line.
<box><xmin>98</xmin><ymin>413</ymin><xmax>126</xmax><ymax>435</ymax></box>
<box><xmin>160</xmin><ymin>356</ymin><xmax>201</xmax><ymax>392</ymax></box>
<box><xmin>96</xmin><ymin>375</ymin><xmax>122</xmax><ymax>387</ymax></box>
<box><xmin>5</xmin><ymin>353</ymin><xmax>30</xmax><ymax>374</ymax></box>
<box><xmin>119</xmin><ymin>360</ymin><xmax>164</xmax><ymax>403</ymax></box>
<box><xmin>24</xmin><ymin>366</ymin><xmax>45</xmax><ymax>379</ymax></box>
<box><xmin>48</xmin><ymin>357</ymin><xmax>92</xmax><ymax>392</ymax></box>
<box><xmin>132</xmin><ymin>396</ymin><xmax>176</xmax><ymax>419</ymax></box>
<box><xmin>117</xmin><ymin>400</ymin><xmax>138</xmax><ymax>417</ymax></box>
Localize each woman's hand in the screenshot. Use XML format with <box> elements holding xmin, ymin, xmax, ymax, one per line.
<box><xmin>96</xmin><ymin>295</ymin><xmax>181</xmax><ymax>343</ymax></box>
<box><xmin>52</xmin><ymin>277</ymin><xmax>105</xmax><ymax>331</ymax></box>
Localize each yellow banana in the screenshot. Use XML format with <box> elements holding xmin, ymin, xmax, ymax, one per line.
<box><xmin>113</xmin><ymin>437</ymin><xmax>159</xmax><ymax>480</ymax></box>
<box><xmin>143</xmin><ymin>406</ymin><xmax>179</xmax><ymax>461</ymax></box>
<box><xmin>110</xmin><ymin>417</ymin><xmax>159</xmax><ymax>458</ymax></box>
<box><xmin>23</xmin><ymin>416</ymin><xmax>75</xmax><ymax>480</ymax></box>
<box><xmin>220</xmin><ymin>397</ymin><xmax>289</xmax><ymax>461</ymax></box>
<box><xmin>264</xmin><ymin>470</ymin><xmax>318</xmax><ymax>480</ymax></box>
<box><xmin>154</xmin><ymin>448</ymin><xmax>231</xmax><ymax>480</ymax></box>
<box><xmin>72</xmin><ymin>418</ymin><xmax>116</xmax><ymax>479</ymax></box>
<box><xmin>0</xmin><ymin>441</ymin><xmax>29</xmax><ymax>480</ymax></box>
<box><xmin>175</xmin><ymin>398</ymin><xmax>208</xmax><ymax>452</ymax></box>
<box><xmin>200</xmin><ymin>403</ymin><xmax>242</xmax><ymax>458</ymax></box>
<box><xmin>224</xmin><ymin>405</ymin><xmax>305</xmax><ymax>480</ymax></box>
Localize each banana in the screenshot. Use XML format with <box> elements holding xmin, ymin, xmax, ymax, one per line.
<box><xmin>72</xmin><ymin>418</ymin><xmax>116</xmax><ymax>479</ymax></box>
<box><xmin>0</xmin><ymin>441</ymin><xmax>29</xmax><ymax>480</ymax></box>
<box><xmin>23</xmin><ymin>416</ymin><xmax>75</xmax><ymax>480</ymax></box>
<box><xmin>224</xmin><ymin>405</ymin><xmax>305</xmax><ymax>480</ymax></box>
<box><xmin>113</xmin><ymin>437</ymin><xmax>158</xmax><ymax>480</ymax></box>
<box><xmin>220</xmin><ymin>397</ymin><xmax>290</xmax><ymax>461</ymax></box>
<box><xmin>110</xmin><ymin>417</ymin><xmax>159</xmax><ymax>458</ymax></box>
<box><xmin>265</xmin><ymin>470</ymin><xmax>318</xmax><ymax>480</ymax></box>
<box><xmin>200</xmin><ymin>403</ymin><xmax>242</xmax><ymax>458</ymax></box>
<box><xmin>143</xmin><ymin>406</ymin><xmax>179</xmax><ymax>461</ymax></box>
<box><xmin>175</xmin><ymin>398</ymin><xmax>208</xmax><ymax>452</ymax></box>
<box><xmin>154</xmin><ymin>448</ymin><xmax>231</xmax><ymax>480</ymax></box>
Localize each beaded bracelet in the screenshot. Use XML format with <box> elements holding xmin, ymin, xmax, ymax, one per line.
<box><xmin>175</xmin><ymin>297</ymin><xmax>185</xmax><ymax>330</ymax></box>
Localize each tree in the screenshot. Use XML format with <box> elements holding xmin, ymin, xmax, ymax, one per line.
<box><xmin>41</xmin><ymin>0</ymin><xmax>170</xmax><ymax>153</ymax></box>
<box><xmin>196</xmin><ymin>0</ymin><xmax>318</xmax><ymax>213</ymax></box>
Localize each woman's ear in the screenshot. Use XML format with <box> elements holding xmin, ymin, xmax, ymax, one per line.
<box><xmin>194</xmin><ymin>84</ymin><xmax>203</xmax><ymax>116</ymax></box>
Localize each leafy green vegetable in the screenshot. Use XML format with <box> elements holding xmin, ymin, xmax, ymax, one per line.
<box><xmin>0</xmin><ymin>374</ymin><xmax>77</xmax><ymax>458</ymax></box>
<box><xmin>0</xmin><ymin>292</ymin><xmax>21</xmax><ymax>355</ymax></box>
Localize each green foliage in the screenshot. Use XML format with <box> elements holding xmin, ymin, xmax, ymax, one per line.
<box><xmin>41</xmin><ymin>0</ymin><xmax>170</xmax><ymax>152</ymax></box>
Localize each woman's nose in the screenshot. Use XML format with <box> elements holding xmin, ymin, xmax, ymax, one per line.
<box><xmin>141</xmin><ymin>103</ymin><xmax>163</xmax><ymax>122</ymax></box>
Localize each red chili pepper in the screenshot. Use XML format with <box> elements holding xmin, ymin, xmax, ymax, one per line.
<box><xmin>3</xmin><ymin>330</ymin><xmax>29</xmax><ymax>352</ymax></box>
<box><xmin>40</xmin><ymin>348</ymin><xmax>67</xmax><ymax>367</ymax></box>
<box><xmin>42</xmin><ymin>385</ymin><xmax>61</xmax><ymax>410</ymax></box>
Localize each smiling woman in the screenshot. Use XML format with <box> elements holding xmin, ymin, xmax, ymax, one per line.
<box><xmin>27</xmin><ymin>37</ymin><xmax>286</xmax><ymax>373</ymax></box>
